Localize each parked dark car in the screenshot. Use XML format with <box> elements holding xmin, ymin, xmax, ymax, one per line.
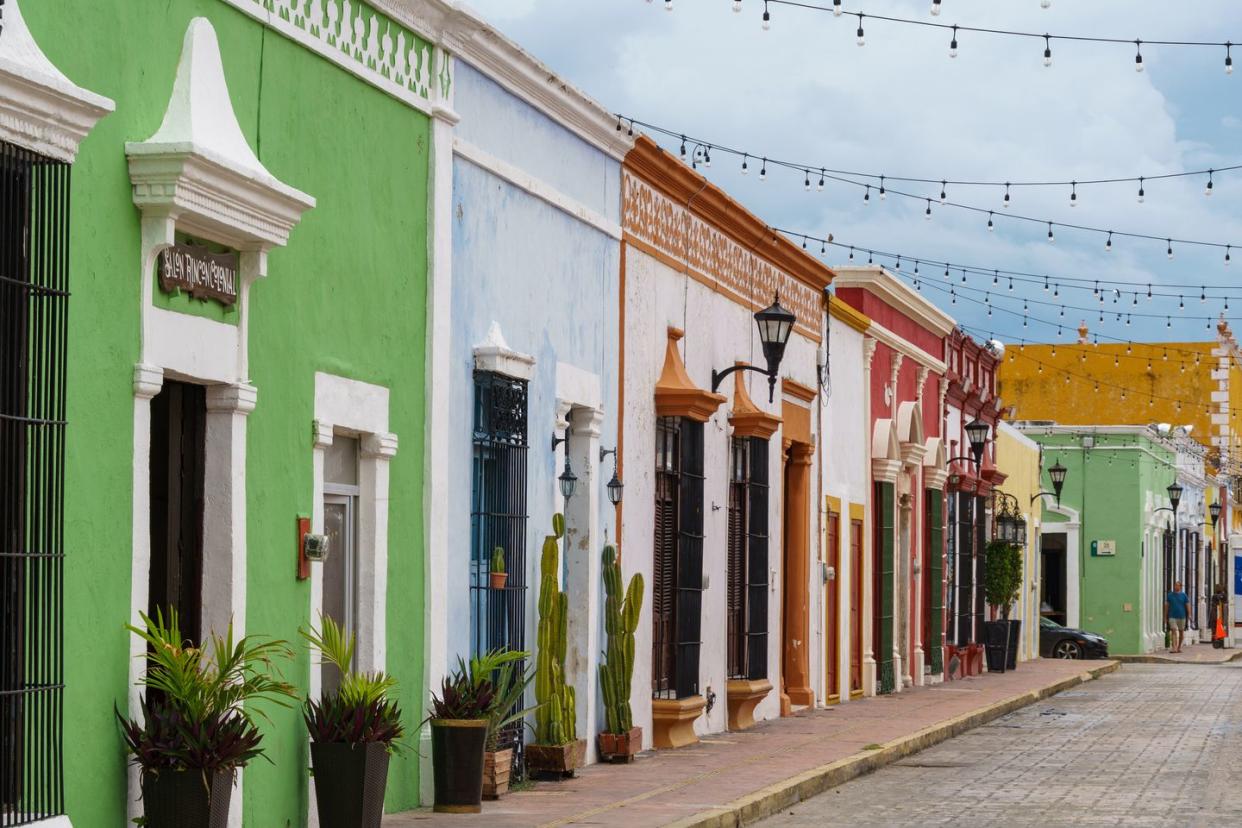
<box><xmin>1039</xmin><ymin>616</ymin><xmax>1109</xmax><ymax>659</ymax></box>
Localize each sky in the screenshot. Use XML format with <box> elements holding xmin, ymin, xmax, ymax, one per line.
<box><xmin>461</xmin><ymin>0</ymin><xmax>1242</xmax><ymax>347</ymax></box>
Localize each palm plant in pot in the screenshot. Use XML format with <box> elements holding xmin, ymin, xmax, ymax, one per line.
<box><xmin>302</xmin><ymin>617</ymin><xmax>404</xmax><ymax>828</ymax></box>
<box><xmin>117</xmin><ymin>609</ymin><xmax>296</xmax><ymax>828</ymax></box>
<box><xmin>983</xmin><ymin>539</ymin><xmax>1024</xmax><ymax>672</ymax></box>
<box><xmin>469</xmin><ymin>648</ymin><xmax>538</xmax><ymax>799</ymax></box>
<box><xmin>598</xmin><ymin>543</ymin><xmax>644</xmax><ymax>763</ymax></box>
<box><xmin>427</xmin><ymin>659</ymin><xmax>494</xmax><ymax>812</ymax></box>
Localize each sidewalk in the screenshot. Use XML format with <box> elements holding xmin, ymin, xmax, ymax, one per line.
<box><xmin>386</xmin><ymin>658</ymin><xmax>1118</xmax><ymax>828</ymax></box>
<box><xmin>1113</xmin><ymin>639</ymin><xmax>1242</xmax><ymax>664</ymax></box>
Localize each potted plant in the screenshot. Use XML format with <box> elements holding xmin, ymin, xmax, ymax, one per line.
<box><xmin>983</xmin><ymin>539</ymin><xmax>1024</xmax><ymax>672</ymax></box>
<box><xmin>469</xmin><ymin>648</ymin><xmax>538</xmax><ymax>799</ymax></box>
<box><xmin>598</xmin><ymin>543</ymin><xmax>644</xmax><ymax>763</ymax></box>
<box><xmin>526</xmin><ymin>514</ymin><xmax>587</xmax><ymax>778</ymax></box>
<box><xmin>117</xmin><ymin>609</ymin><xmax>296</xmax><ymax>828</ymax></box>
<box><xmin>427</xmin><ymin>659</ymin><xmax>494</xmax><ymax>812</ymax></box>
<box><xmin>302</xmin><ymin>617</ymin><xmax>404</xmax><ymax>828</ymax></box>
<box><xmin>489</xmin><ymin>546</ymin><xmax>508</xmax><ymax>591</ymax></box>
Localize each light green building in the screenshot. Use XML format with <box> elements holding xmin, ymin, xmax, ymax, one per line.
<box><xmin>4</xmin><ymin>0</ymin><xmax>439</xmax><ymax>823</ymax></box>
<box><xmin>1019</xmin><ymin>424</ymin><xmax>1178</xmax><ymax>656</ymax></box>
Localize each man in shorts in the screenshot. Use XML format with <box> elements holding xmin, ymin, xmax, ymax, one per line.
<box><xmin>1166</xmin><ymin>581</ymin><xmax>1190</xmax><ymax>653</ymax></box>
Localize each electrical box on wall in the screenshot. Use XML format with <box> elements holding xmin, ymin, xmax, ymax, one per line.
<box><xmin>1091</xmin><ymin>540</ymin><xmax>1116</xmax><ymax>557</ymax></box>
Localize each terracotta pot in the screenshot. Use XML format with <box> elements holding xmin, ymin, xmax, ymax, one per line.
<box><xmin>597</xmin><ymin>727</ymin><xmax>642</xmax><ymax>764</ymax></box>
<box><xmin>310</xmin><ymin>741</ymin><xmax>390</xmax><ymax>828</ymax></box>
<box><xmin>482</xmin><ymin>748</ymin><xmax>513</xmax><ymax>799</ymax></box>
<box><xmin>526</xmin><ymin>739</ymin><xmax>587</xmax><ymax>779</ymax></box>
<box><xmin>140</xmin><ymin>768</ymin><xmax>233</xmax><ymax>828</ymax></box>
<box><xmin>489</xmin><ymin>571</ymin><xmax>508</xmax><ymax>590</ymax></box>
<box><xmin>430</xmin><ymin>719</ymin><xmax>488</xmax><ymax>813</ymax></box>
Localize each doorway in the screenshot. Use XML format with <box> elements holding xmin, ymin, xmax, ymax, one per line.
<box><xmin>148</xmin><ymin>380</ymin><xmax>206</xmax><ymax>643</ymax></box>
<box><xmin>824</xmin><ymin>507</ymin><xmax>840</xmax><ymax>703</ymax></box>
<box><xmin>781</xmin><ymin>442</ymin><xmax>813</xmax><ymax>708</ymax></box>
<box><xmin>1040</xmin><ymin>533</ymin><xmax>1067</xmax><ymax>625</ymax></box>
<box><xmin>849</xmin><ymin>517</ymin><xmax>864</xmax><ymax>697</ymax></box>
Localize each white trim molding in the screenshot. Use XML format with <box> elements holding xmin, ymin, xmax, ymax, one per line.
<box><xmin>832</xmin><ymin>265</ymin><xmax>957</xmax><ymax>337</ymax></box>
<box><xmin>0</xmin><ymin>0</ymin><xmax>114</xmax><ymax>161</ymax></box>
<box><xmin>473</xmin><ymin>321</ymin><xmax>536</xmax><ymax>381</ymax></box>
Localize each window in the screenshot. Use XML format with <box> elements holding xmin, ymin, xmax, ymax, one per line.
<box><xmin>653</xmin><ymin>417</ymin><xmax>704</xmax><ymax>699</ymax></box>
<box><xmin>322</xmin><ymin>435</ymin><xmax>360</xmax><ymax>695</ymax></box>
<box><xmin>945</xmin><ymin>493</ymin><xmax>956</xmax><ymax>642</ymax></box>
<box><xmin>955</xmin><ymin>492</ymin><xmax>974</xmax><ymax>646</ymax></box>
<box><xmin>726</xmin><ymin>437</ymin><xmax>769</xmax><ymax>681</ymax></box>
<box><xmin>1</xmin><ymin>140</ymin><xmax>71</xmax><ymax>824</ymax></box>
<box><xmin>469</xmin><ymin>371</ymin><xmax>529</xmax><ymax>661</ymax></box>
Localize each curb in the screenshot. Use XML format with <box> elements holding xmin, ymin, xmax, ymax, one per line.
<box><xmin>667</xmin><ymin>661</ymin><xmax>1121</xmax><ymax>828</ymax></box>
<box><xmin>1111</xmin><ymin>651</ymin><xmax>1242</xmax><ymax>665</ymax></box>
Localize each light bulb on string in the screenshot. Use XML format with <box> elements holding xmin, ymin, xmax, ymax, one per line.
<box><xmin>759</xmin><ymin>157</ymin><xmax>767</xmax><ymax>181</ymax></box>
<box><xmin>993</xmin><ymin>271</ymin><xmax>999</xmax><ymax>286</ymax></box>
<box><xmin>1105</xmin><ymin>232</ymin><xmax>1113</xmax><ymax>252</ymax></box>
<box><xmin>1043</xmin><ymin>276</ymin><xmax>1049</xmax><ymax>292</ymax></box>
<box><xmin>1226</xmin><ymin>246</ymin><xmax>1232</xmax><ymax>267</ymax></box>
<box><xmin>1003</xmin><ymin>182</ymin><xmax>1011</xmax><ymax>208</ymax></box>
<box><xmin>1043</xmin><ymin>35</ymin><xmax>1052</xmax><ymax>67</ymax></box>
<box><xmin>857</xmin><ymin>14</ymin><xmax>866</xmax><ymax>46</ymax></box>
<box><xmin>1009</xmin><ymin>275</ymin><xmax>1014</xmax><ymax>291</ymax></box>
<box><xmin>1147</xmin><ymin>284</ymin><xmax>1152</xmax><ymax>300</ymax></box>
<box><xmin>1070</xmin><ymin>182</ymin><xmax>1077</xmax><ymax>207</ymax></box>
<box><xmin>804</xmin><ymin>170</ymin><xmax>811</xmax><ymax>191</ymax></box>
<box><xmin>1201</xmin><ymin>286</ymin><xmax>1207</xmax><ymax>303</ymax></box>
<box><xmin>863</xmin><ymin>186</ymin><xmax>870</xmax><ymax>204</ymax></box>
<box><xmin>878</xmin><ymin>174</ymin><xmax>886</xmax><ymax>199</ymax></box>
<box><xmin>848</xmin><ymin>246</ymin><xmax>855</xmax><ymax>261</ymax></box>
<box><xmin>833</xmin><ymin>0</ymin><xmax>843</xmax><ymax>17</ymax></box>
<box><xmin>818</xmin><ymin>169</ymin><xmax>825</xmax><ymax>191</ymax></box>
<box><xmin>931</xmin><ymin>0</ymin><xmax>942</xmax><ymax>15</ymax></box>
<box><xmin>1227</xmin><ymin>42</ymin><xmax>1234</xmax><ymax>74</ymax></box>
<box><xmin>741</xmin><ymin>154</ymin><xmax>749</xmax><ymax>175</ymax></box>
<box><xmin>1167</xmin><ymin>316</ymin><xmax>1172</xmax><ymax>329</ymax></box>
<box><xmin>664</xmin><ymin>0</ymin><xmax>673</xmax><ymax>11</ymax></box>
<box><xmin>703</xmin><ymin>146</ymin><xmax>712</xmax><ymax>167</ymax></box>
<box><xmin>733</xmin><ymin>0</ymin><xmax>742</xmax><ymax>12</ymax></box>
<box><xmin>987</xmin><ymin>212</ymin><xmax>994</xmax><ymax>231</ymax></box>
<box><xmin>762</xmin><ymin>2</ymin><xmax>771</xmax><ymax>29</ymax></box>
<box><xmin>1206</xmin><ymin>169</ymin><xmax>1214</xmax><ymax>196</ymax></box>
<box><xmin>925</xmin><ymin>199</ymin><xmax>933</xmax><ymax>219</ymax></box>
<box><xmin>1042</xmin><ymin>0</ymin><xmax>1051</xmax><ymax>8</ymax></box>
<box><xmin>1135</xmin><ymin>40</ymin><xmax>1144</xmax><ymax>72</ymax></box>
<box><xmin>940</xmin><ymin>181</ymin><xmax>948</xmax><ymax>204</ymax></box>
<box><xmin>1179</xmin><ymin>295</ymin><xmax>1185</xmax><ymax>310</ymax></box>
<box><xmin>1137</xmin><ymin>177</ymin><xmax>1145</xmax><ymax>203</ymax></box>
<box><xmin>1168</xmin><ymin>240</ymin><xmax>1174</xmax><ymax>260</ymax></box>
<box><xmin>679</xmin><ymin>135</ymin><xmax>687</xmax><ymax>158</ymax></box>
<box><xmin>914</xmin><ymin>260</ymin><xmax>920</xmax><ymax>274</ymax></box>
<box><xmin>1047</xmin><ymin>222</ymin><xmax>1055</xmax><ymax>243</ymax></box>
<box><xmin>949</xmin><ymin>27</ymin><xmax>958</xmax><ymax>58</ymax></box>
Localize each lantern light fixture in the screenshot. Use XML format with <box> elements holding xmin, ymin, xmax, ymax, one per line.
<box><xmin>552</xmin><ymin>428</ymin><xmax>578</xmax><ymax>500</ymax></box>
<box><xmin>711</xmin><ymin>292</ymin><xmax>797</xmax><ymax>403</ymax></box>
<box><xmin>600</xmin><ymin>446</ymin><xmax>624</xmax><ymax>506</ymax></box>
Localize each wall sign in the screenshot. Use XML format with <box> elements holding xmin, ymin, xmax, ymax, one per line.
<box><xmin>1091</xmin><ymin>540</ymin><xmax>1116</xmax><ymax>557</ymax></box>
<box><xmin>158</xmin><ymin>243</ymin><xmax>238</xmax><ymax>306</ymax></box>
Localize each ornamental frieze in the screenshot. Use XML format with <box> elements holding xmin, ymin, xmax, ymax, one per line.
<box><xmin>622</xmin><ymin>170</ymin><xmax>821</xmax><ymax>341</ymax></box>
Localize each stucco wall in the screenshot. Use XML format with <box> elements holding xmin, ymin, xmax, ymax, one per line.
<box><xmin>26</xmin><ymin>1</ymin><xmax>431</xmax><ymax>822</ymax></box>
<box><xmin>447</xmin><ymin>59</ymin><xmax>621</xmax><ymax>760</ymax></box>
<box><xmin>622</xmin><ymin>244</ymin><xmax>821</xmax><ymax>744</ymax></box>
<box><xmin>996</xmin><ymin>422</ymin><xmax>1043</xmax><ymax>660</ymax></box>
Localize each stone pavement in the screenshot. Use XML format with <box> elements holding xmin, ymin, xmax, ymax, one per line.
<box><xmin>1113</xmin><ymin>638</ymin><xmax>1242</xmax><ymax>664</ymax></box>
<box><xmin>760</xmin><ymin>662</ymin><xmax>1242</xmax><ymax>827</ymax></box>
<box><xmin>385</xmin><ymin>659</ymin><xmax>1114</xmax><ymax>827</ymax></box>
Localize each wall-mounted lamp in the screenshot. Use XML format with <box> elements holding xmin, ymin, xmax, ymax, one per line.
<box><xmin>1210</xmin><ymin>501</ymin><xmax>1222</xmax><ymax>527</ymax></box>
<box><xmin>947</xmin><ymin>417</ymin><xmax>991</xmax><ymax>476</ymax></box>
<box><xmin>1030</xmin><ymin>459</ymin><xmax>1068</xmax><ymax>506</ymax></box>
<box><xmin>600</xmin><ymin>446</ymin><xmax>624</xmax><ymax>506</ymax></box>
<box><xmin>710</xmin><ymin>292</ymin><xmax>797</xmax><ymax>403</ymax></box>
<box><xmin>552</xmin><ymin>428</ymin><xmax>577</xmax><ymax>500</ymax></box>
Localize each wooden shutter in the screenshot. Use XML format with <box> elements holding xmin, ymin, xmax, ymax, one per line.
<box><xmin>726</xmin><ymin>440</ymin><xmax>746</xmax><ymax>679</ymax></box>
<box><xmin>674</xmin><ymin>418</ymin><xmax>705</xmax><ymax>699</ymax></box>
<box><xmin>927</xmin><ymin>491</ymin><xmax>944</xmax><ymax>674</ymax></box>
<box><xmin>876</xmin><ymin>482</ymin><xmax>895</xmax><ymax>694</ymax></box>
<box><xmin>745</xmin><ymin>436</ymin><xmax>769</xmax><ymax>681</ymax></box>
<box><xmin>652</xmin><ymin>419</ymin><xmax>679</xmax><ymax>696</ymax></box>
<box><xmin>956</xmin><ymin>492</ymin><xmax>973</xmax><ymax>646</ymax></box>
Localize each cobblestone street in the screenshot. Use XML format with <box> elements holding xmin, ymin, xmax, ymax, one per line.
<box><xmin>761</xmin><ymin>663</ymin><xmax>1242</xmax><ymax>827</ymax></box>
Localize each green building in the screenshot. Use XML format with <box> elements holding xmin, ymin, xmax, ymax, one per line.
<box><xmin>1019</xmin><ymin>424</ymin><xmax>1177</xmax><ymax>656</ymax></box>
<box><xmin>4</xmin><ymin>0</ymin><xmax>440</xmax><ymax>823</ymax></box>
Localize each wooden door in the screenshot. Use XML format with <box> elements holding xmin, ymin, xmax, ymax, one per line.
<box><xmin>825</xmin><ymin>509</ymin><xmax>840</xmax><ymax>702</ymax></box>
<box><xmin>849</xmin><ymin>518</ymin><xmax>864</xmax><ymax>696</ymax></box>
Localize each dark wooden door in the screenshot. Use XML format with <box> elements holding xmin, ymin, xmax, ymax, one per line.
<box><xmin>825</xmin><ymin>510</ymin><xmax>840</xmax><ymax>701</ymax></box>
<box><xmin>849</xmin><ymin>519</ymin><xmax>864</xmax><ymax>695</ymax></box>
<box><xmin>149</xmin><ymin>380</ymin><xmax>206</xmax><ymax>644</ymax></box>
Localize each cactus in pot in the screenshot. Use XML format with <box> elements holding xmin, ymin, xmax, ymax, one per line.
<box><xmin>489</xmin><ymin>546</ymin><xmax>507</xmax><ymax>590</ymax></box>
<box><xmin>598</xmin><ymin>544</ymin><xmax>644</xmax><ymax>762</ymax></box>
<box><xmin>526</xmin><ymin>513</ymin><xmax>585</xmax><ymax>777</ymax></box>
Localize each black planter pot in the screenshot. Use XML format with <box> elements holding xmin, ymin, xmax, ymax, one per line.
<box><xmin>311</xmin><ymin>741</ymin><xmax>391</xmax><ymax>828</ymax></box>
<box><xmin>982</xmin><ymin>620</ymin><xmax>1011</xmax><ymax>673</ymax></box>
<box><xmin>430</xmin><ymin>719</ymin><xmax>488</xmax><ymax>813</ymax></box>
<box><xmin>1005</xmin><ymin>620</ymin><xmax>1022</xmax><ymax>670</ymax></box>
<box><xmin>141</xmin><ymin>768</ymin><xmax>233</xmax><ymax>828</ymax></box>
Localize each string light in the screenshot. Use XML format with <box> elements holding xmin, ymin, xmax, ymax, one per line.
<box><xmin>1105</xmin><ymin>231</ymin><xmax>1113</xmax><ymax>252</ymax></box>
<box><xmin>1228</xmin><ymin>42</ymin><xmax>1235</xmax><ymax>74</ymax></box>
<box><xmin>1135</xmin><ymin>40</ymin><xmax>1145</xmax><ymax>72</ymax></box>
<box><xmin>762</xmin><ymin>1</ymin><xmax>771</xmax><ymax>29</ymax></box>
<box><xmin>1137</xmin><ymin>177</ymin><xmax>1145</xmax><ymax>203</ymax></box>
<box><xmin>931</xmin><ymin>0</ymin><xmax>941</xmax><ymax>16</ymax></box>
<box><xmin>949</xmin><ymin>26</ymin><xmax>958</xmax><ymax>58</ymax></box>
<box><xmin>857</xmin><ymin>13</ymin><xmax>866</xmax><ymax>46</ymax></box>
<box><xmin>1043</xmin><ymin>34</ymin><xmax>1052</xmax><ymax>67</ymax></box>
<box><xmin>833</xmin><ymin>0</ymin><xmax>842</xmax><ymax>16</ymax></box>
<box><xmin>1206</xmin><ymin>169</ymin><xmax>1214</xmax><ymax>196</ymax></box>
<box><xmin>1070</xmin><ymin>181</ymin><xmax>1077</xmax><ymax>207</ymax></box>
<box><xmin>733</xmin><ymin>0</ymin><xmax>743</xmax><ymax>12</ymax></box>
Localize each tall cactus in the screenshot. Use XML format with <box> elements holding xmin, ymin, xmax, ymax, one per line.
<box><xmin>599</xmin><ymin>544</ymin><xmax>643</xmax><ymax>735</ymax></box>
<box><xmin>534</xmin><ymin>513</ymin><xmax>576</xmax><ymax>745</ymax></box>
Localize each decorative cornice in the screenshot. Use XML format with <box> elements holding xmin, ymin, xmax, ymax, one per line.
<box><xmin>729</xmin><ymin>365</ymin><xmax>781</xmax><ymax>439</ymax></box>
<box><xmin>127</xmin><ymin>19</ymin><xmax>314</xmax><ymax>253</ymax></box>
<box><xmin>866</xmin><ymin>320</ymin><xmax>948</xmax><ymax>375</ymax></box>
<box><xmin>0</xmin><ymin>0</ymin><xmax>114</xmax><ymax>162</ymax></box>
<box><xmin>362</xmin><ymin>431</ymin><xmax>399</xmax><ymax>459</ymax></box>
<box><xmin>832</xmin><ymin>265</ymin><xmax>956</xmax><ymax>337</ymax></box>
<box><xmin>205</xmin><ymin>381</ymin><xmax>258</xmax><ymax>414</ymax></box>
<box><xmin>472</xmin><ymin>321</ymin><xmax>535</xmax><ymax>381</ymax></box>
<box><xmin>872</xmin><ymin>458</ymin><xmax>901</xmax><ymax>484</ymax></box>
<box><xmin>829</xmin><ymin>295</ymin><xmax>871</xmax><ymax>334</ymax></box>
<box><xmin>312</xmin><ymin>419</ymin><xmax>334</xmax><ymax>449</ymax></box>
<box><xmin>654</xmin><ymin>328</ymin><xmax>725</xmax><ymax>423</ymax></box>
<box><xmin>782</xmin><ymin>377</ymin><xmax>818</xmax><ymax>404</ymax></box>
<box><xmin>133</xmin><ymin>363</ymin><xmax>165</xmax><ymax>400</ymax></box>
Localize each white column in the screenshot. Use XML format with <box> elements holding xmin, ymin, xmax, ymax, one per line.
<box><xmin>420</xmin><ymin>48</ymin><xmax>459</xmax><ymax>805</ymax></box>
<box><xmin>861</xmin><ymin>339</ymin><xmax>876</xmax><ymax>696</ymax></box>
<box><xmin>358</xmin><ymin>432</ymin><xmax>399</xmax><ymax>673</ymax></box>
<box><xmin>564</xmin><ymin>406</ymin><xmax>604</xmax><ymax>762</ymax></box>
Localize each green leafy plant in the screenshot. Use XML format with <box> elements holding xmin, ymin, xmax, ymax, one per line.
<box><xmin>599</xmin><ymin>544</ymin><xmax>643</xmax><ymax>736</ymax></box>
<box><xmin>984</xmin><ymin>539</ymin><xmax>1023</xmax><ymax>620</ymax></box>
<box><xmin>490</xmin><ymin>546</ymin><xmax>506</xmax><ymax>575</ymax></box>
<box><xmin>467</xmin><ymin>648</ymin><xmax>539</xmax><ymax>752</ymax></box>
<box><xmin>428</xmin><ymin>659</ymin><xmax>494</xmax><ymax>721</ymax></box>
<box><xmin>301</xmin><ymin>616</ymin><xmax>404</xmax><ymax>748</ymax></box>
<box><xmin>534</xmin><ymin>513</ymin><xmax>576</xmax><ymax>746</ymax></box>
<box><xmin>117</xmin><ymin>608</ymin><xmax>296</xmax><ymax>774</ymax></box>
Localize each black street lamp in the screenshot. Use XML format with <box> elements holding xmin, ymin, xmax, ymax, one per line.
<box><xmin>947</xmin><ymin>417</ymin><xmax>991</xmax><ymax>479</ymax></box>
<box><xmin>552</xmin><ymin>428</ymin><xmax>578</xmax><ymax>500</ymax></box>
<box><xmin>1153</xmin><ymin>480</ymin><xmax>1183</xmax><ymax>548</ymax></box>
<box><xmin>1210</xmin><ymin>501</ymin><xmax>1222</xmax><ymax>528</ymax></box>
<box><xmin>1031</xmin><ymin>460</ymin><xmax>1068</xmax><ymax>506</ymax></box>
<box><xmin>600</xmin><ymin>446</ymin><xmax>624</xmax><ymax>506</ymax></box>
<box><xmin>711</xmin><ymin>293</ymin><xmax>797</xmax><ymax>403</ymax></box>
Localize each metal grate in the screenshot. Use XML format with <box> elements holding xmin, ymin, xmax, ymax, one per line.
<box><xmin>726</xmin><ymin>437</ymin><xmax>769</xmax><ymax>681</ymax></box>
<box><xmin>1</xmin><ymin>139</ymin><xmax>70</xmax><ymax>826</ymax></box>
<box><xmin>652</xmin><ymin>417</ymin><xmax>679</xmax><ymax>698</ymax></box>
<box><xmin>469</xmin><ymin>371</ymin><xmax>528</xmax><ymax>763</ymax></box>
<box><xmin>875</xmin><ymin>481</ymin><xmax>895</xmax><ymax>695</ymax></box>
<box><xmin>973</xmin><ymin>495</ymin><xmax>986</xmax><ymax>646</ymax></box>
<box><xmin>927</xmin><ymin>491</ymin><xmax>944</xmax><ymax>675</ymax></box>
<box><xmin>955</xmin><ymin>492</ymin><xmax>974</xmax><ymax>646</ymax></box>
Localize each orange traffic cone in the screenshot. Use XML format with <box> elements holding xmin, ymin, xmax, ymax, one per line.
<box><xmin>1216</xmin><ymin>616</ymin><xmax>1226</xmax><ymax>641</ymax></box>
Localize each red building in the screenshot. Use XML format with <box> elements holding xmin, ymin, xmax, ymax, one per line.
<box><xmin>834</xmin><ymin>267</ymin><xmax>955</xmax><ymax>694</ymax></box>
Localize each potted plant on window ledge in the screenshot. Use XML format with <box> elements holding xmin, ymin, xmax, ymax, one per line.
<box><xmin>598</xmin><ymin>543</ymin><xmax>644</xmax><ymax>763</ymax></box>
<box><xmin>302</xmin><ymin>617</ymin><xmax>404</xmax><ymax>828</ymax></box>
<box><xmin>526</xmin><ymin>514</ymin><xmax>587</xmax><ymax>778</ymax></box>
<box><xmin>983</xmin><ymin>539</ymin><xmax>1024</xmax><ymax>672</ymax></box>
<box><xmin>489</xmin><ymin>546</ymin><xmax>507</xmax><ymax>591</ymax></box>
<box><xmin>117</xmin><ymin>609</ymin><xmax>296</xmax><ymax>828</ymax></box>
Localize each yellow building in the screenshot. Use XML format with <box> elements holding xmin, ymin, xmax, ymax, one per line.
<box><xmin>995</xmin><ymin>421</ymin><xmax>1044</xmax><ymax>660</ymax></box>
<box><xmin>997</xmin><ymin>320</ymin><xmax>1242</xmax><ymax>535</ymax></box>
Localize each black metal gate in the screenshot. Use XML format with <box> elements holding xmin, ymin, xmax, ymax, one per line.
<box><xmin>726</xmin><ymin>436</ymin><xmax>769</xmax><ymax>682</ymax></box>
<box><xmin>1</xmin><ymin>139</ymin><xmax>70</xmax><ymax>826</ymax></box>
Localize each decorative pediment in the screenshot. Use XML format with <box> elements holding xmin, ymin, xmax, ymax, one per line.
<box><xmin>871</xmin><ymin>418</ymin><xmax>901</xmax><ymax>484</ymax></box>
<box><xmin>923</xmin><ymin>437</ymin><xmax>948</xmax><ymax>491</ymax></box>
<box><xmin>0</xmin><ymin>0</ymin><xmax>114</xmax><ymax>161</ymax></box>
<box><xmin>896</xmin><ymin>400</ymin><xmax>926</xmax><ymax>469</ymax></box>
<box><xmin>473</xmin><ymin>321</ymin><xmax>535</xmax><ymax>381</ymax></box>
<box><xmin>655</xmin><ymin>328</ymin><xmax>725</xmax><ymax>422</ymax></box>
<box><xmin>126</xmin><ymin>18</ymin><xmax>314</xmax><ymax>261</ymax></box>
<box><xmin>729</xmin><ymin>364</ymin><xmax>780</xmax><ymax>439</ymax></box>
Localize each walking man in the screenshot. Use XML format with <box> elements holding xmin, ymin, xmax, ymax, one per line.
<box><xmin>1166</xmin><ymin>580</ymin><xmax>1191</xmax><ymax>654</ymax></box>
